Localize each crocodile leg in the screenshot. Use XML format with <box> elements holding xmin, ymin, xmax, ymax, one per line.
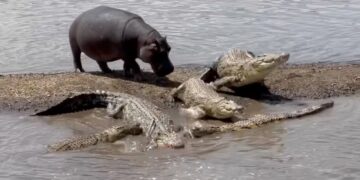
<box><xmin>190</xmin><ymin>101</ymin><xmax>334</xmax><ymax>137</ymax></box>
<box><xmin>169</xmin><ymin>82</ymin><xmax>185</xmax><ymax>102</ymax></box>
<box><xmin>180</xmin><ymin>106</ymin><xmax>206</xmax><ymax>119</ymax></box>
<box><xmin>210</xmin><ymin>76</ymin><xmax>241</xmax><ymax>90</ymax></box>
<box><xmin>106</xmin><ymin>101</ymin><xmax>127</xmax><ymax>118</ymax></box>
<box><xmin>199</xmin><ymin>68</ymin><xmax>219</xmax><ymax>83</ymax></box>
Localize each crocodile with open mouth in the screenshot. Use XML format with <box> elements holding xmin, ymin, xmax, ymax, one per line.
<box><xmin>201</xmin><ymin>48</ymin><xmax>289</xmax><ymax>90</ymax></box>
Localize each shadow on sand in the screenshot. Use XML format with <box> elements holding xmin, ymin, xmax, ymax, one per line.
<box><xmin>88</xmin><ymin>70</ymin><xmax>182</xmax><ymax>88</ymax></box>
<box><xmin>219</xmin><ymin>82</ymin><xmax>292</xmax><ymax>104</ymax></box>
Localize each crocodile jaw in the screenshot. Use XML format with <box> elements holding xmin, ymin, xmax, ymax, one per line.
<box><xmin>210</xmin><ymin>99</ymin><xmax>243</xmax><ymax>119</ymax></box>
<box><xmin>252</xmin><ymin>53</ymin><xmax>289</xmax><ymax>74</ymax></box>
<box><xmin>157</xmin><ymin>132</ymin><xmax>185</xmax><ymax>149</ymax></box>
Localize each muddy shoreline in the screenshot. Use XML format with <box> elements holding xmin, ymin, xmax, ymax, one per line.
<box><xmin>0</xmin><ymin>63</ymin><xmax>359</xmax><ymax>113</ymax></box>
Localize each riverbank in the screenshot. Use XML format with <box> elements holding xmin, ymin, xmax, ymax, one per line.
<box><xmin>0</xmin><ymin>63</ymin><xmax>359</xmax><ymax>113</ymax></box>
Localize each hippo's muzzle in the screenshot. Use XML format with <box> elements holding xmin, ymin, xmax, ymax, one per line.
<box><xmin>151</xmin><ymin>57</ymin><xmax>174</xmax><ymax>77</ymax></box>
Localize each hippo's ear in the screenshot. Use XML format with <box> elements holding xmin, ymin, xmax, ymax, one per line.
<box><xmin>145</xmin><ymin>38</ymin><xmax>157</xmax><ymax>45</ymax></box>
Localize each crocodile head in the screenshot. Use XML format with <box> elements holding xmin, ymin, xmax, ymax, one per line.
<box><xmin>156</xmin><ymin>132</ymin><xmax>185</xmax><ymax>149</ymax></box>
<box><xmin>251</xmin><ymin>53</ymin><xmax>289</xmax><ymax>75</ymax></box>
<box><xmin>210</xmin><ymin>99</ymin><xmax>243</xmax><ymax>119</ymax></box>
<box><xmin>101</xmin><ymin>124</ymin><xmax>143</xmax><ymax>142</ymax></box>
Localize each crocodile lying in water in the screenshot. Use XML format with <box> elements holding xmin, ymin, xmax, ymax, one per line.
<box><xmin>35</xmin><ymin>91</ymin><xmax>185</xmax><ymax>151</ymax></box>
<box><xmin>190</xmin><ymin>100</ymin><xmax>334</xmax><ymax>137</ymax></box>
<box><xmin>201</xmin><ymin>48</ymin><xmax>289</xmax><ymax>90</ymax></box>
<box><xmin>37</xmin><ymin>87</ymin><xmax>334</xmax><ymax>152</ymax></box>
<box><xmin>170</xmin><ymin>77</ymin><xmax>243</xmax><ymax>120</ymax></box>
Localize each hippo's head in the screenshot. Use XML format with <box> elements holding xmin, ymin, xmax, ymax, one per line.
<box><xmin>139</xmin><ymin>37</ymin><xmax>174</xmax><ymax>77</ymax></box>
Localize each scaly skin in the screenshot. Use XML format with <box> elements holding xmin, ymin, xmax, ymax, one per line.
<box><xmin>170</xmin><ymin>78</ymin><xmax>243</xmax><ymax>119</ymax></box>
<box><xmin>35</xmin><ymin>91</ymin><xmax>185</xmax><ymax>150</ymax></box>
<box><xmin>48</xmin><ymin>123</ymin><xmax>142</xmax><ymax>152</ymax></box>
<box><xmin>190</xmin><ymin>101</ymin><xmax>334</xmax><ymax>137</ymax></box>
<box><xmin>201</xmin><ymin>49</ymin><xmax>289</xmax><ymax>89</ymax></box>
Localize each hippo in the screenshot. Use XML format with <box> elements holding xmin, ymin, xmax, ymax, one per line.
<box><xmin>69</xmin><ymin>6</ymin><xmax>174</xmax><ymax>79</ymax></box>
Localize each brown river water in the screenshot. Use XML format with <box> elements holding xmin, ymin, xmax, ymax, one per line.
<box><xmin>0</xmin><ymin>97</ymin><xmax>359</xmax><ymax>179</ymax></box>
<box><xmin>1</xmin><ymin>0</ymin><xmax>360</xmax><ymax>179</ymax></box>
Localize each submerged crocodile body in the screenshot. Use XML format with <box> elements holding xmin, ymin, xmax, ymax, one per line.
<box><xmin>190</xmin><ymin>101</ymin><xmax>334</xmax><ymax>137</ymax></box>
<box><xmin>170</xmin><ymin>78</ymin><xmax>243</xmax><ymax>120</ymax></box>
<box><xmin>48</xmin><ymin>123</ymin><xmax>142</xmax><ymax>152</ymax></box>
<box><xmin>36</xmin><ymin>91</ymin><xmax>185</xmax><ymax>151</ymax></box>
<box><xmin>201</xmin><ymin>49</ymin><xmax>289</xmax><ymax>90</ymax></box>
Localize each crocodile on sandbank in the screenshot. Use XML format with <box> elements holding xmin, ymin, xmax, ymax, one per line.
<box><xmin>39</xmin><ymin>89</ymin><xmax>334</xmax><ymax>151</ymax></box>
<box><xmin>201</xmin><ymin>48</ymin><xmax>289</xmax><ymax>90</ymax></box>
<box><xmin>170</xmin><ymin>77</ymin><xmax>243</xmax><ymax>120</ymax></box>
<box><xmin>35</xmin><ymin>91</ymin><xmax>185</xmax><ymax>151</ymax></box>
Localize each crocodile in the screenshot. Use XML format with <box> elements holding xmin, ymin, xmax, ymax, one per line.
<box><xmin>48</xmin><ymin>123</ymin><xmax>142</xmax><ymax>152</ymax></box>
<box><xmin>170</xmin><ymin>77</ymin><xmax>243</xmax><ymax>120</ymax></box>
<box><xmin>190</xmin><ymin>100</ymin><xmax>334</xmax><ymax>137</ymax></box>
<box><xmin>201</xmin><ymin>48</ymin><xmax>289</xmax><ymax>90</ymax></box>
<box><xmin>35</xmin><ymin>91</ymin><xmax>185</xmax><ymax>150</ymax></box>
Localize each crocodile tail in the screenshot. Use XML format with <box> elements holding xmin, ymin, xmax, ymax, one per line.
<box><xmin>48</xmin><ymin>134</ymin><xmax>100</xmax><ymax>152</ymax></box>
<box><xmin>212</xmin><ymin>55</ymin><xmax>222</xmax><ymax>70</ymax></box>
<box><xmin>199</xmin><ymin>55</ymin><xmax>222</xmax><ymax>83</ymax></box>
<box><xmin>34</xmin><ymin>91</ymin><xmax>109</xmax><ymax>116</ymax></box>
<box><xmin>231</xmin><ymin>100</ymin><xmax>334</xmax><ymax>129</ymax></box>
<box><xmin>191</xmin><ymin>101</ymin><xmax>334</xmax><ymax>137</ymax></box>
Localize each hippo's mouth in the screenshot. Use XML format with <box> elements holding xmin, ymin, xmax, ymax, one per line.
<box><xmin>153</xmin><ymin>64</ymin><xmax>174</xmax><ymax>77</ymax></box>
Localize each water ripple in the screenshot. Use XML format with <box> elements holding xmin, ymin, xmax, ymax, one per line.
<box><xmin>1</xmin><ymin>0</ymin><xmax>360</xmax><ymax>73</ymax></box>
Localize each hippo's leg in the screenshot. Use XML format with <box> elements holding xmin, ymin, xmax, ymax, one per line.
<box><xmin>70</xmin><ymin>39</ymin><xmax>84</xmax><ymax>72</ymax></box>
<box><xmin>97</xmin><ymin>61</ymin><xmax>112</xmax><ymax>73</ymax></box>
<box><xmin>123</xmin><ymin>61</ymin><xmax>132</xmax><ymax>78</ymax></box>
<box><xmin>106</xmin><ymin>101</ymin><xmax>126</xmax><ymax>119</ymax></box>
<box><xmin>123</xmin><ymin>59</ymin><xmax>143</xmax><ymax>81</ymax></box>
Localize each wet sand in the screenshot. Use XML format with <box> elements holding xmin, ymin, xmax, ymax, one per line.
<box><xmin>0</xmin><ymin>63</ymin><xmax>359</xmax><ymax>113</ymax></box>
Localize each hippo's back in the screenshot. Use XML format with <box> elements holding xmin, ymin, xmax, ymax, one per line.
<box><xmin>69</xmin><ymin>6</ymin><xmax>142</xmax><ymax>61</ymax></box>
<box><xmin>78</xmin><ymin>6</ymin><xmax>139</xmax><ymax>23</ymax></box>
<box><xmin>71</xmin><ymin>6</ymin><xmax>140</xmax><ymax>37</ymax></box>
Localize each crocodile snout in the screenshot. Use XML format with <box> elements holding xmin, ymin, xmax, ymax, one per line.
<box><xmin>168</xmin><ymin>140</ymin><xmax>185</xmax><ymax>149</ymax></box>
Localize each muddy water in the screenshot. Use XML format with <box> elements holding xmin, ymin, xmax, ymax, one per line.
<box><xmin>1</xmin><ymin>0</ymin><xmax>360</xmax><ymax>179</ymax></box>
<box><xmin>0</xmin><ymin>97</ymin><xmax>359</xmax><ymax>179</ymax></box>
<box><xmin>1</xmin><ymin>0</ymin><xmax>360</xmax><ymax>74</ymax></box>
